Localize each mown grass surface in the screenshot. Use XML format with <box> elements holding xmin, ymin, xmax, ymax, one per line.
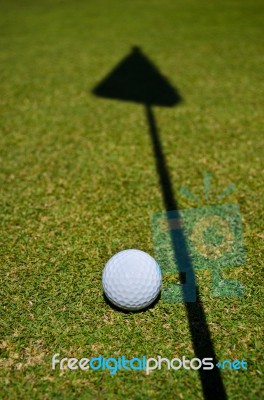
<box><xmin>0</xmin><ymin>0</ymin><xmax>263</xmax><ymax>399</ymax></box>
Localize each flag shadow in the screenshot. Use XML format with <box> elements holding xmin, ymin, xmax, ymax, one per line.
<box><xmin>92</xmin><ymin>46</ymin><xmax>227</xmax><ymax>400</ymax></box>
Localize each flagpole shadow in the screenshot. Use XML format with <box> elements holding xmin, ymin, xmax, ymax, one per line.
<box><xmin>146</xmin><ymin>105</ymin><xmax>227</xmax><ymax>399</ymax></box>
<box><xmin>92</xmin><ymin>46</ymin><xmax>227</xmax><ymax>400</ymax></box>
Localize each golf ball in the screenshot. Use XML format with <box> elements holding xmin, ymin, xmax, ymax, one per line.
<box><xmin>102</xmin><ymin>249</ymin><xmax>162</xmax><ymax>311</ymax></box>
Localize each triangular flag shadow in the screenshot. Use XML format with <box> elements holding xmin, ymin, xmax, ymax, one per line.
<box><xmin>93</xmin><ymin>46</ymin><xmax>181</xmax><ymax>107</ymax></box>
<box><xmin>92</xmin><ymin>47</ymin><xmax>227</xmax><ymax>400</ymax></box>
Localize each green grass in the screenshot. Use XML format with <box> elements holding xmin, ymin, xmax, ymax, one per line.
<box><xmin>0</xmin><ymin>0</ymin><xmax>263</xmax><ymax>398</ymax></box>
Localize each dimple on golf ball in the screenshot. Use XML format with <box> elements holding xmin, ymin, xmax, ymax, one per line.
<box><xmin>102</xmin><ymin>249</ymin><xmax>162</xmax><ymax>311</ymax></box>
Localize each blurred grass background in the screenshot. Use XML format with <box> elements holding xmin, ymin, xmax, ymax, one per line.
<box><xmin>0</xmin><ymin>0</ymin><xmax>263</xmax><ymax>398</ymax></box>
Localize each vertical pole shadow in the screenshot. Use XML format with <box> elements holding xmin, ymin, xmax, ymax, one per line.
<box><xmin>146</xmin><ymin>105</ymin><xmax>227</xmax><ymax>400</ymax></box>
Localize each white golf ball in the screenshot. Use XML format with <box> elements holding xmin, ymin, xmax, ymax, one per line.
<box><xmin>102</xmin><ymin>249</ymin><xmax>162</xmax><ymax>311</ymax></box>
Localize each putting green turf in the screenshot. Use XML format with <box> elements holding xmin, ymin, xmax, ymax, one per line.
<box><xmin>0</xmin><ymin>0</ymin><xmax>263</xmax><ymax>398</ymax></box>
